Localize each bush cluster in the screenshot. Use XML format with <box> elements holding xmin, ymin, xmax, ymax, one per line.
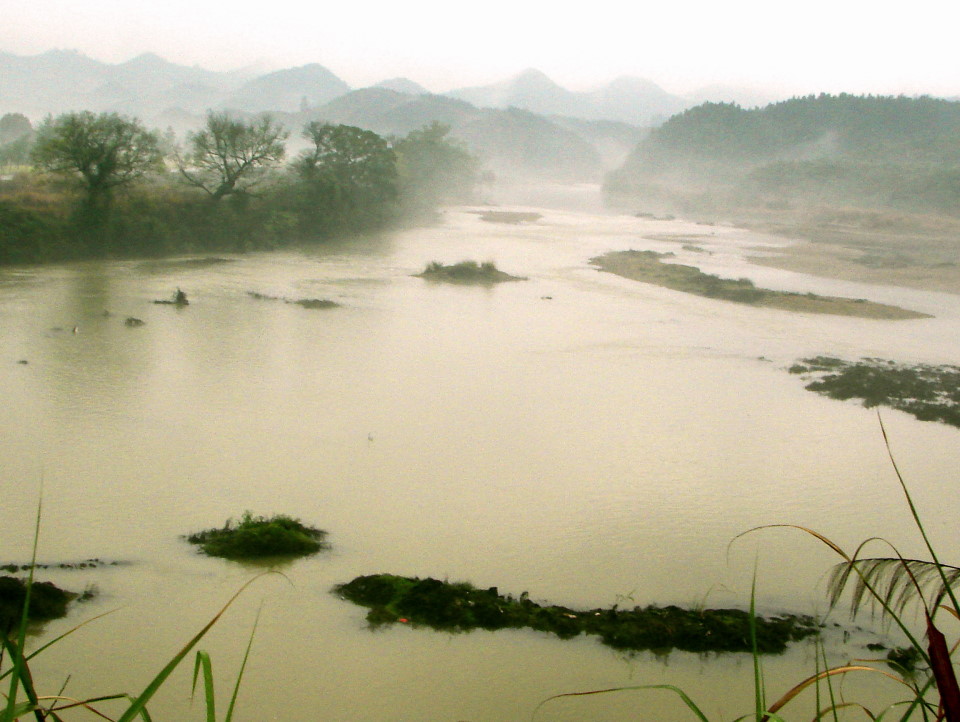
<box><xmin>186</xmin><ymin>512</ymin><xmax>329</xmax><ymax>559</ymax></box>
<box><xmin>334</xmin><ymin>574</ymin><xmax>820</xmax><ymax>654</ymax></box>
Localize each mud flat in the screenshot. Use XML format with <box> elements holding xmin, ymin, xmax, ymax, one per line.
<box><xmin>739</xmin><ymin>208</ymin><xmax>960</xmax><ymax>295</ymax></box>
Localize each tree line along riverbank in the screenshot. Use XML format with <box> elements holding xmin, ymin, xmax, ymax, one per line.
<box><xmin>0</xmin><ymin>111</ymin><xmax>480</xmax><ymax>266</ymax></box>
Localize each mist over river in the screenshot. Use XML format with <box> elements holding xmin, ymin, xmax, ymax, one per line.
<box><xmin>2</xmin><ymin>187</ymin><xmax>960</xmax><ymax>720</ymax></box>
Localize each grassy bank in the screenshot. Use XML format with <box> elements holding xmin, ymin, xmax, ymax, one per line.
<box><xmin>590</xmin><ymin>249</ymin><xmax>929</xmax><ymax>319</ymax></box>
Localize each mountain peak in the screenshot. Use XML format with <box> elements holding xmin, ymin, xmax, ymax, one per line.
<box><xmin>40</xmin><ymin>48</ymin><xmax>87</xmax><ymax>59</ymax></box>
<box><xmin>121</xmin><ymin>52</ymin><xmax>170</xmax><ymax>68</ymax></box>
<box><xmin>606</xmin><ymin>76</ymin><xmax>669</xmax><ymax>95</ymax></box>
<box><xmin>512</xmin><ymin>68</ymin><xmax>558</xmax><ymax>88</ymax></box>
<box><xmin>221</xmin><ymin>63</ymin><xmax>351</xmax><ymax>112</ymax></box>
<box><xmin>374</xmin><ymin>77</ymin><xmax>430</xmax><ymax>95</ymax></box>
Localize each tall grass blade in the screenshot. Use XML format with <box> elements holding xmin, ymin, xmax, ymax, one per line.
<box><xmin>879</xmin><ymin>415</ymin><xmax>960</xmax><ymax>619</ymax></box>
<box><xmin>3</xmin><ymin>490</ymin><xmax>44</xmax><ymax>722</ymax></box>
<box><xmin>761</xmin><ymin>665</ymin><xmax>897</xmax><ymax>721</ymax></box>
<box><xmin>0</xmin><ymin>609</ymin><xmax>119</xmax><ymax>685</ymax></box>
<box><xmin>1</xmin><ymin>702</ymin><xmax>36</xmax><ymax>720</ymax></box>
<box><xmin>827</xmin><ymin>558</ymin><xmax>960</xmax><ymax>619</ymax></box>
<box><xmin>530</xmin><ymin>684</ymin><xmax>710</xmax><ymax>722</ymax></box>
<box><xmin>749</xmin><ymin>569</ymin><xmax>765</xmax><ymax>721</ymax></box>
<box><xmin>740</xmin><ymin>525</ymin><xmax>929</xmax><ymax>663</ymax></box>
<box><xmin>35</xmin><ymin>693</ymin><xmax>131</xmax><ymax>719</ymax></box>
<box><xmin>817</xmin><ymin>638</ymin><xmax>841</xmax><ymax>722</ymax></box>
<box><xmin>116</xmin><ymin>572</ymin><xmax>277</xmax><ymax>722</ymax></box>
<box><xmin>813</xmin><ymin>701</ymin><xmax>877</xmax><ymax>720</ymax></box>
<box><xmin>1</xmin><ymin>639</ymin><xmax>42</xmax><ymax>722</ymax></box>
<box><xmin>895</xmin><ymin>675</ymin><xmax>938</xmax><ymax>722</ymax></box>
<box><xmin>191</xmin><ymin>651</ymin><xmax>216</xmax><ymax>722</ymax></box>
<box><xmin>940</xmin><ymin>606</ymin><xmax>960</xmax><ymax>623</ymax></box>
<box><xmin>224</xmin><ymin>606</ymin><xmax>261</xmax><ymax>722</ymax></box>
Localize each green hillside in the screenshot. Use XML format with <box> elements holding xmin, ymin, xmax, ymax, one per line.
<box><xmin>606</xmin><ymin>94</ymin><xmax>960</xmax><ymax>216</ymax></box>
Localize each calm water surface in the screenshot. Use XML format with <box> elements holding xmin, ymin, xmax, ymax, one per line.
<box><xmin>2</xmin><ymin>193</ymin><xmax>959</xmax><ymax>720</ymax></box>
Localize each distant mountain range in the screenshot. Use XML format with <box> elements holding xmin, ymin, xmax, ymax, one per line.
<box><xmin>0</xmin><ymin>50</ymin><xmax>254</xmax><ymax>118</ymax></box>
<box><xmin>0</xmin><ymin>49</ymin><xmax>776</xmax><ymax>122</ymax></box>
<box><xmin>0</xmin><ymin>49</ymin><xmax>777</xmax><ymax>182</ymax></box>
<box><xmin>446</xmin><ymin>69</ymin><xmax>693</xmax><ymax>126</ymax></box>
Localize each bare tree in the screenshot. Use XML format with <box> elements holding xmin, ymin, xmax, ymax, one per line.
<box><xmin>178</xmin><ymin>112</ymin><xmax>288</xmax><ymax>202</ymax></box>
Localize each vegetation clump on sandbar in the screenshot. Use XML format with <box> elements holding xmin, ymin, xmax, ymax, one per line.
<box><xmin>186</xmin><ymin>512</ymin><xmax>329</xmax><ymax>559</ymax></box>
<box><xmin>415</xmin><ymin>260</ymin><xmax>526</xmax><ymax>285</ymax></box>
<box><xmin>590</xmin><ymin>249</ymin><xmax>929</xmax><ymax>319</ymax></box>
<box><xmin>247</xmin><ymin>291</ymin><xmax>339</xmax><ymax>309</ymax></box>
<box><xmin>0</xmin><ymin>576</ymin><xmax>77</xmax><ymax>630</ymax></box>
<box><xmin>477</xmin><ymin>211</ymin><xmax>543</xmax><ymax>224</ymax></box>
<box><xmin>789</xmin><ymin>356</ymin><xmax>960</xmax><ymax>427</ymax></box>
<box><xmin>0</xmin><ymin>558</ymin><xmax>121</xmax><ymax>572</ymax></box>
<box><xmin>334</xmin><ymin>574</ymin><xmax>819</xmax><ymax>655</ymax></box>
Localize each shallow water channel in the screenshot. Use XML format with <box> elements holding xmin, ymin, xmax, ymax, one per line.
<box><xmin>2</xmin><ymin>193</ymin><xmax>960</xmax><ymax>720</ymax></box>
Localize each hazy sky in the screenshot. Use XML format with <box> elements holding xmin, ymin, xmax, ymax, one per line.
<box><xmin>4</xmin><ymin>0</ymin><xmax>959</xmax><ymax>96</ymax></box>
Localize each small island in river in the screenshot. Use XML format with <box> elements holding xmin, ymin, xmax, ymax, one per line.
<box><xmin>334</xmin><ymin>574</ymin><xmax>819</xmax><ymax>655</ymax></box>
<box><xmin>186</xmin><ymin>512</ymin><xmax>330</xmax><ymax>559</ymax></box>
<box><xmin>0</xmin><ymin>576</ymin><xmax>78</xmax><ymax>630</ymax></box>
<box><xmin>415</xmin><ymin>260</ymin><xmax>526</xmax><ymax>285</ymax></box>
<box><xmin>248</xmin><ymin>291</ymin><xmax>339</xmax><ymax>309</ymax></box>
<box><xmin>477</xmin><ymin>210</ymin><xmax>543</xmax><ymax>224</ymax></box>
<box><xmin>590</xmin><ymin>250</ymin><xmax>930</xmax><ymax>319</ymax></box>
<box><xmin>789</xmin><ymin>356</ymin><xmax>960</xmax><ymax>428</ymax></box>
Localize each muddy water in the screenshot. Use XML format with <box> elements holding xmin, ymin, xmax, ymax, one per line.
<box><xmin>2</xmin><ymin>195</ymin><xmax>959</xmax><ymax>720</ymax></box>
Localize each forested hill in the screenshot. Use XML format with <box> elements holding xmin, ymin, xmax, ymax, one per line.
<box><xmin>605</xmin><ymin>94</ymin><xmax>960</xmax><ymax>216</ymax></box>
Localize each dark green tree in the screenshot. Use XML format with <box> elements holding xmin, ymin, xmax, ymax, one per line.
<box><xmin>0</xmin><ymin>135</ymin><xmax>32</xmax><ymax>168</ymax></box>
<box><xmin>391</xmin><ymin>122</ymin><xmax>479</xmax><ymax>213</ymax></box>
<box><xmin>0</xmin><ymin>113</ymin><xmax>32</xmax><ymax>146</ymax></box>
<box><xmin>178</xmin><ymin>112</ymin><xmax>288</xmax><ymax>202</ymax></box>
<box><xmin>30</xmin><ymin>111</ymin><xmax>163</xmax><ymax>220</ymax></box>
<box><xmin>295</xmin><ymin>122</ymin><xmax>398</xmax><ymax>232</ymax></box>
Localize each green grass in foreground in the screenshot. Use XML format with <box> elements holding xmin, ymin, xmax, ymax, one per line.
<box><xmin>6</xmin><ymin>422</ymin><xmax>960</xmax><ymax>720</ymax></box>
<box><xmin>535</xmin><ymin>421</ymin><xmax>960</xmax><ymax>720</ymax></box>
<box><xmin>186</xmin><ymin>512</ymin><xmax>329</xmax><ymax>559</ymax></box>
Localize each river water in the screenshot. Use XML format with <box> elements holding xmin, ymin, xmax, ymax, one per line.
<box><xmin>2</xmin><ymin>189</ymin><xmax>960</xmax><ymax>720</ymax></box>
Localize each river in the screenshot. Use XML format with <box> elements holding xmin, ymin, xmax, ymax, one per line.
<box><xmin>2</xmin><ymin>189</ymin><xmax>959</xmax><ymax>720</ymax></box>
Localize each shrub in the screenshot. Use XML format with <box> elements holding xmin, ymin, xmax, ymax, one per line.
<box><xmin>186</xmin><ymin>512</ymin><xmax>329</xmax><ymax>559</ymax></box>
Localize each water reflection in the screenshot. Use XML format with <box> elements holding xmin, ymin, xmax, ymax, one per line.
<box><xmin>0</xmin><ymin>199</ymin><xmax>957</xmax><ymax>720</ymax></box>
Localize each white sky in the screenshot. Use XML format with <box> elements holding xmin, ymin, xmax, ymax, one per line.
<box><xmin>3</xmin><ymin>0</ymin><xmax>960</xmax><ymax>96</ymax></box>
